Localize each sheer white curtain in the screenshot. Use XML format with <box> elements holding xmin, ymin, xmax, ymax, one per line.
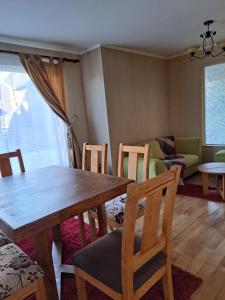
<box><xmin>0</xmin><ymin>53</ymin><xmax>69</xmax><ymax>172</ymax></box>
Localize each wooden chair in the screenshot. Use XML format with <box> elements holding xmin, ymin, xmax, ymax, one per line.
<box><xmin>0</xmin><ymin>243</ymin><xmax>46</xmax><ymax>300</ymax></box>
<box><xmin>78</xmin><ymin>143</ymin><xmax>108</xmax><ymax>246</ymax></box>
<box><xmin>0</xmin><ymin>150</ymin><xmax>25</xmax><ymax>247</ymax></box>
<box><xmin>0</xmin><ymin>149</ymin><xmax>24</xmax><ymax>254</ymax></box>
<box><xmin>5</xmin><ymin>279</ymin><xmax>46</xmax><ymax>300</ymax></box>
<box><xmin>89</xmin><ymin>143</ymin><xmax>150</xmax><ymax>230</ymax></box>
<box><xmin>72</xmin><ymin>165</ymin><xmax>181</xmax><ymax>300</ymax></box>
<box><xmin>0</xmin><ymin>149</ymin><xmax>25</xmax><ymax>177</ymax></box>
<box><xmin>5</xmin><ymin>278</ymin><xmax>46</xmax><ymax>300</ymax></box>
<box><xmin>0</xmin><ymin>151</ymin><xmax>46</xmax><ymax>299</ymax></box>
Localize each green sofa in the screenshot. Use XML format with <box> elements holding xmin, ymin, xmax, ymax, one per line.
<box><xmin>124</xmin><ymin>137</ymin><xmax>202</xmax><ymax>182</ymax></box>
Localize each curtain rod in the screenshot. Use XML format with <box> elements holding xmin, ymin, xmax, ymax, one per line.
<box><xmin>0</xmin><ymin>49</ymin><xmax>80</xmax><ymax>64</ymax></box>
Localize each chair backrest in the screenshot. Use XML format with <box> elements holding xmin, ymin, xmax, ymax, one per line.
<box><xmin>82</xmin><ymin>143</ymin><xmax>108</xmax><ymax>174</ymax></box>
<box><xmin>117</xmin><ymin>143</ymin><xmax>150</xmax><ymax>181</ymax></box>
<box><xmin>0</xmin><ymin>149</ymin><xmax>25</xmax><ymax>177</ymax></box>
<box><xmin>121</xmin><ymin>165</ymin><xmax>181</xmax><ymax>298</ymax></box>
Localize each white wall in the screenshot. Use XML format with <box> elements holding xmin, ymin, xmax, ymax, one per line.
<box><xmin>80</xmin><ymin>47</ymin><xmax>169</xmax><ymax>173</ymax></box>
<box><xmin>102</xmin><ymin>47</ymin><xmax>169</xmax><ymax>172</ymax></box>
<box><xmin>81</xmin><ymin>48</ymin><xmax>112</xmax><ymax>171</ymax></box>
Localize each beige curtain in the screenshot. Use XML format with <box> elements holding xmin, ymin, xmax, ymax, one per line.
<box><xmin>20</xmin><ymin>54</ymin><xmax>81</xmax><ymax>168</ymax></box>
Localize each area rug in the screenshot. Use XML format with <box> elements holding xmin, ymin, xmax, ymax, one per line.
<box><xmin>19</xmin><ymin>218</ymin><xmax>202</xmax><ymax>300</ymax></box>
<box><xmin>178</xmin><ymin>183</ymin><xmax>225</xmax><ymax>203</ymax></box>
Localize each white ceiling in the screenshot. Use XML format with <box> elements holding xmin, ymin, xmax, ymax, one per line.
<box><xmin>0</xmin><ymin>0</ymin><xmax>225</xmax><ymax>58</ymax></box>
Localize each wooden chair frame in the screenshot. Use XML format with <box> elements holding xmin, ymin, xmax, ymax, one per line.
<box><xmin>90</xmin><ymin>143</ymin><xmax>150</xmax><ymax>230</ymax></box>
<box><xmin>0</xmin><ymin>151</ymin><xmax>46</xmax><ymax>300</ymax></box>
<box><xmin>6</xmin><ymin>277</ymin><xmax>46</xmax><ymax>300</ymax></box>
<box><xmin>82</xmin><ymin>143</ymin><xmax>107</xmax><ymax>174</ymax></box>
<box><xmin>78</xmin><ymin>143</ymin><xmax>108</xmax><ymax>246</ymax></box>
<box><xmin>75</xmin><ymin>165</ymin><xmax>181</xmax><ymax>300</ymax></box>
<box><xmin>117</xmin><ymin>143</ymin><xmax>149</xmax><ymax>181</ymax></box>
<box><xmin>0</xmin><ymin>149</ymin><xmax>25</xmax><ymax>177</ymax></box>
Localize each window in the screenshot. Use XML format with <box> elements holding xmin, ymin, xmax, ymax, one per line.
<box><xmin>0</xmin><ymin>54</ymin><xmax>69</xmax><ymax>172</ymax></box>
<box><xmin>204</xmin><ymin>63</ymin><xmax>225</xmax><ymax>145</ymax></box>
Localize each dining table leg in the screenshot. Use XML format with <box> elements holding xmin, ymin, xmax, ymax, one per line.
<box><xmin>33</xmin><ymin>229</ymin><xmax>59</xmax><ymax>300</ymax></box>
<box><xmin>52</xmin><ymin>224</ymin><xmax>62</xmax><ymax>241</ymax></box>
<box><xmin>52</xmin><ymin>224</ymin><xmax>63</xmax><ymax>297</ymax></box>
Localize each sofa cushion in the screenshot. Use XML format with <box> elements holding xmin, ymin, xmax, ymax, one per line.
<box><xmin>144</xmin><ymin>140</ymin><xmax>165</xmax><ymax>159</ymax></box>
<box><xmin>215</xmin><ymin>150</ymin><xmax>225</xmax><ymax>162</ymax></box>
<box><xmin>72</xmin><ymin>230</ymin><xmax>165</xmax><ymax>293</ymax></box>
<box><xmin>0</xmin><ymin>243</ymin><xmax>44</xmax><ymax>299</ymax></box>
<box><xmin>175</xmin><ymin>137</ymin><xmax>201</xmax><ymax>157</ymax></box>
<box><xmin>179</xmin><ymin>154</ymin><xmax>199</xmax><ymax>168</ymax></box>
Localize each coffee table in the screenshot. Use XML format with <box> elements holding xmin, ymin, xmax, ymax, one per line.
<box><xmin>198</xmin><ymin>162</ymin><xmax>225</xmax><ymax>200</ymax></box>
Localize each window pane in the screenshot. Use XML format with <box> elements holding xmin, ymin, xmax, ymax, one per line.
<box><xmin>0</xmin><ymin>56</ymin><xmax>69</xmax><ymax>172</ymax></box>
<box><xmin>204</xmin><ymin>63</ymin><xmax>225</xmax><ymax>145</ymax></box>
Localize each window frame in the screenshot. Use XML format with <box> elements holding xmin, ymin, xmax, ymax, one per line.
<box><xmin>203</xmin><ymin>61</ymin><xmax>225</xmax><ymax>146</ymax></box>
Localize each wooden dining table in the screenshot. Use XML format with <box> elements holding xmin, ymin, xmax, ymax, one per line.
<box><xmin>0</xmin><ymin>166</ymin><xmax>132</xmax><ymax>300</ymax></box>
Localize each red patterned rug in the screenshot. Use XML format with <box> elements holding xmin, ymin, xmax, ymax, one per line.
<box><xmin>19</xmin><ymin>218</ymin><xmax>202</xmax><ymax>300</ymax></box>
<box><xmin>178</xmin><ymin>183</ymin><xmax>225</xmax><ymax>203</ymax></box>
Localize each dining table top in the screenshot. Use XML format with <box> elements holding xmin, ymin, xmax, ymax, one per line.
<box><xmin>0</xmin><ymin>165</ymin><xmax>132</xmax><ymax>241</ymax></box>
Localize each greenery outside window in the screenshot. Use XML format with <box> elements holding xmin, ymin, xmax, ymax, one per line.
<box><xmin>204</xmin><ymin>62</ymin><xmax>225</xmax><ymax>145</ymax></box>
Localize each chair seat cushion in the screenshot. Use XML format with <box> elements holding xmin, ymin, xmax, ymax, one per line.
<box><xmin>72</xmin><ymin>230</ymin><xmax>165</xmax><ymax>293</ymax></box>
<box><xmin>104</xmin><ymin>193</ymin><xmax>145</xmax><ymax>224</ymax></box>
<box><xmin>0</xmin><ymin>231</ymin><xmax>12</xmax><ymax>247</ymax></box>
<box><xmin>0</xmin><ymin>243</ymin><xmax>44</xmax><ymax>299</ymax></box>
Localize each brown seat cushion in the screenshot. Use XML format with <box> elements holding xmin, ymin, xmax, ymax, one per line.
<box><xmin>71</xmin><ymin>230</ymin><xmax>165</xmax><ymax>293</ymax></box>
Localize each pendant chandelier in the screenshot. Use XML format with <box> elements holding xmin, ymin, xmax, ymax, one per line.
<box><xmin>188</xmin><ymin>20</ymin><xmax>225</xmax><ymax>61</ymax></box>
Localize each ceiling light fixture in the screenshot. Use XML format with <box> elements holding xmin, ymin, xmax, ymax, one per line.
<box><xmin>188</xmin><ymin>20</ymin><xmax>225</xmax><ymax>61</ymax></box>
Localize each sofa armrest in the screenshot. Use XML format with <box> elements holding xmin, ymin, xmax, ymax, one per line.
<box><xmin>175</xmin><ymin>137</ymin><xmax>202</xmax><ymax>162</ymax></box>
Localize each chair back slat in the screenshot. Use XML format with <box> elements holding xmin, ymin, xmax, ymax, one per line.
<box><xmin>117</xmin><ymin>143</ymin><xmax>125</xmax><ymax>177</ymax></box>
<box><xmin>0</xmin><ymin>149</ymin><xmax>25</xmax><ymax>177</ymax></box>
<box><xmin>82</xmin><ymin>143</ymin><xmax>107</xmax><ymax>174</ymax></box>
<box><xmin>90</xmin><ymin>150</ymin><xmax>99</xmax><ymax>173</ymax></box>
<box><xmin>117</xmin><ymin>143</ymin><xmax>150</xmax><ymax>181</ymax></box>
<box><xmin>121</xmin><ymin>165</ymin><xmax>181</xmax><ymax>295</ymax></box>
<box><xmin>141</xmin><ymin>189</ymin><xmax>163</xmax><ymax>253</ymax></box>
<box><xmin>127</xmin><ymin>152</ymin><xmax>138</xmax><ymax>180</ymax></box>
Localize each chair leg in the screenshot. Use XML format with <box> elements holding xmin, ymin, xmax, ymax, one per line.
<box><xmin>88</xmin><ymin>210</ymin><xmax>97</xmax><ymax>241</ymax></box>
<box><xmin>76</xmin><ymin>270</ymin><xmax>88</xmax><ymax>300</ymax></box>
<box><xmin>78</xmin><ymin>214</ymin><xmax>86</xmax><ymax>247</ymax></box>
<box><xmin>109</xmin><ymin>225</ymin><xmax>114</xmax><ymax>231</ymax></box>
<box><xmin>36</xmin><ymin>277</ymin><xmax>47</xmax><ymax>300</ymax></box>
<box><xmin>163</xmin><ymin>263</ymin><xmax>174</xmax><ymax>300</ymax></box>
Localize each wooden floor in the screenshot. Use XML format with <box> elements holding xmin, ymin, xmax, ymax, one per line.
<box><xmin>86</xmin><ymin>174</ymin><xmax>225</xmax><ymax>300</ymax></box>
<box><xmin>168</xmin><ymin>174</ymin><xmax>225</xmax><ymax>300</ymax></box>
<box><xmin>172</xmin><ymin>198</ymin><xmax>225</xmax><ymax>299</ymax></box>
<box><xmin>169</xmin><ymin>174</ymin><xmax>225</xmax><ymax>300</ymax></box>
